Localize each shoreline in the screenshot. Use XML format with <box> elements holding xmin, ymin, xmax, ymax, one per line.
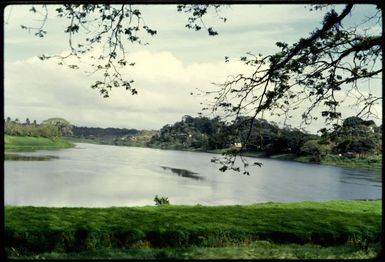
<box><xmin>6</xmin><ymin>135</ymin><xmax>381</xmax><ymax>173</ymax></box>
<box><xmin>70</xmin><ymin>139</ymin><xmax>381</xmax><ymax>173</ymax></box>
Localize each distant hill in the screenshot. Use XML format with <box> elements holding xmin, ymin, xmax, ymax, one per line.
<box><xmin>69</xmin><ymin>126</ymin><xmax>156</xmax><ymax>147</ymax></box>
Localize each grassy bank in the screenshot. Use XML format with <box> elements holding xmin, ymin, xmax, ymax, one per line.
<box><xmin>11</xmin><ymin>242</ymin><xmax>381</xmax><ymax>259</ymax></box>
<box><xmin>270</xmin><ymin>153</ymin><xmax>382</xmax><ymax>173</ymax></box>
<box><xmin>4</xmin><ymin>135</ymin><xmax>74</xmax><ymax>152</ymax></box>
<box><xmin>5</xmin><ymin>200</ymin><xmax>381</xmax><ymax>259</ymax></box>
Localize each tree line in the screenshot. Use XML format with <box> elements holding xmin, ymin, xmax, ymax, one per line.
<box><xmin>72</xmin><ymin>126</ymin><xmax>140</xmax><ymax>138</ymax></box>
<box><xmin>5</xmin><ymin>115</ymin><xmax>381</xmax><ymax>164</ymax></box>
<box><xmin>4</xmin><ymin>117</ymin><xmax>72</xmax><ymax>138</ymax></box>
<box><xmin>148</xmin><ymin>115</ymin><xmax>382</xmax><ymax>163</ymax></box>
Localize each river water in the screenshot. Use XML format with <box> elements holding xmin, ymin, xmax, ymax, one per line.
<box><xmin>4</xmin><ymin>143</ymin><xmax>382</xmax><ymax>207</ymax></box>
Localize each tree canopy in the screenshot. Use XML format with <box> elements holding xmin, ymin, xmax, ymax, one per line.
<box><xmin>16</xmin><ymin>3</ymin><xmax>383</xmax><ymax>172</ymax></box>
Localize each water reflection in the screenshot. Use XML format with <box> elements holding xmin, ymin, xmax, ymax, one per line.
<box><xmin>339</xmin><ymin>168</ymin><xmax>382</xmax><ymax>185</ymax></box>
<box><xmin>4</xmin><ymin>143</ymin><xmax>381</xmax><ymax>207</ymax></box>
<box><xmin>160</xmin><ymin>166</ymin><xmax>203</xmax><ymax>180</ymax></box>
<box><xmin>5</xmin><ymin>153</ymin><xmax>59</xmax><ymax>161</ymax></box>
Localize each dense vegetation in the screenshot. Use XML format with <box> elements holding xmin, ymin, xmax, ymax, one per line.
<box><xmin>4</xmin><ymin>117</ymin><xmax>74</xmax><ymax>152</ymax></box>
<box><xmin>72</xmin><ymin>126</ymin><xmax>138</xmax><ymax>138</ymax></box>
<box><xmin>148</xmin><ymin>115</ymin><xmax>232</xmax><ymax>150</ymax></box>
<box><xmin>147</xmin><ymin>115</ymin><xmax>315</xmax><ymax>153</ymax></box>
<box><xmin>5</xmin><ymin>200</ymin><xmax>381</xmax><ymax>259</ymax></box>
<box><xmin>148</xmin><ymin>115</ymin><xmax>382</xmax><ymax>169</ymax></box>
<box><xmin>4</xmin><ymin>117</ymin><xmax>72</xmax><ymax>138</ymax></box>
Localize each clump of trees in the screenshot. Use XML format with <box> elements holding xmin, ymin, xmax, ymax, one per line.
<box><xmin>232</xmin><ymin>116</ymin><xmax>317</xmax><ymax>156</ymax></box>
<box><xmin>299</xmin><ymin>116</ymin><xmax>382</xmax><ymax>162</ymax></box>
<box><xmin>148</xmin><ymin>115</ymin><xmax>317</xmax><ymax>154</ymax></box>
<box><xmin>148</xmin><ymin>115</ymin><xmax>232</xmax><ymax>150</ymax></box>
<box><xmin>72</xmin><ymin>126</ymin><xmax>139</xmax><ymax>138</ymax></box>
<box><xmin>149</xmin><ymin>115</ymin><xmax>381</xmax><ymax>164</ymax></box>
<box><xmin>4</xmin><ymin>117</ymin><xmax>73</xmax><ymax>138</ymax></box>
<box><xmin>299</xmin><ymin>140</ymin><xmax>332</xmax><ymax>163</ymax></box>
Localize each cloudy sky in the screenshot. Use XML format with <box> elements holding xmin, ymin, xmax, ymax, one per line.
<box><xmin>4</xmin><ymin>4</ymin><xmax>382</xmax><ymax>133</ymax></box>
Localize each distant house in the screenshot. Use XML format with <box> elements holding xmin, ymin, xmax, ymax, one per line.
<box><xmin>343</xmin><ymin>152</ymin><xmax>357</xmax><ymax>158</ymax></box>
<box><xmin>233</xmin><ymin>143</ymin><xmax>242</xmax><ymax>148</ymax></box>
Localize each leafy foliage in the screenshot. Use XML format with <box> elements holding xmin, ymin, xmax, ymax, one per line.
<box><xmin>299</xmin><ymin>116</ymin><xmax>381</xmax><ymax>162</ymax></box>
<box><xmin>4</xmin><ymin>117</ymin><xmax>72</xmax><ymax>138</ymax></box>
<box><xmin>154</xmin><ymin>195</ymin><xmax>170</xmax><ymax>206</ymax></box>
<box><xmin>21</xmin><ymin>4</ymin><xmax>225</xmax><ymax>98</ymax></box>
<box><xmin>300</xmin><ymin>140</ymin><xmax>331</xmax><ymax>163</ymax></box>
<box><xmin>196</xmin><ymin>4</ymin><xmax>382</xmax><ymax>171</ymax></box>
<box><xmin>176</xmin><ymin>4</ymin><xmax>227</xmax><ymax>35</ymax></box>
<box><xmin>42</xmin><ymin>118</ymin><xmax>73</xmax><ymax>136</ymax></box>
<box><xmin>22</xmin><ymin>4</ymin><xmax>160</xmax><ymax>97</ymax></box>
<box><xmin>72</xmin><ymin>126</ymin><xmax>139</xmax><ymax>137</ymax></box>
<box><xmin>210</xmin><ymin>4</ymin><xmax>381</xmax><ymax>126</ymax></box>
<box><xmin>148</xmin><ymin>115</ymin><xmax>231</xmax><ymax>150</ymax></box>
<box><xmin>328</xmin><ymin>116</ymin><xmax>380</xmax><ymax>156</ymax></box>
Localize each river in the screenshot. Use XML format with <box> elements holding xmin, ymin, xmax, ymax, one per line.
<box><xmin>4</xmin><ymin>143</ymin><xmax>381</xmax><ymax>207</ymax></box>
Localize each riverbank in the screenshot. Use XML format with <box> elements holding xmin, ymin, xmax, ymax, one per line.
<box><xmin>4</xmin><ymin>135</ymin><xmax>74</xmax><ymax>152</ymax></box>
<box><xmin>204</xmin><ymin>149</ymin><xmax>382</xmax><ymax>173</ymax></box>
<box><xmin>62</xmin><ymin>138</ymin><xmax>381</xmax><ymax>172</ymax></box>
<box><xmin>5</xmin><ymin>200</ymin><xmax>381</xmax><ymax>259</ymax></box>
<box><xmin>268</xmin><ymin>153</ymin><xmax>382</xmax><ymax>173</ymax></box>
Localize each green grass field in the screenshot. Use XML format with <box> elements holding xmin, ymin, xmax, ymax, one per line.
<box><xmin>5</xmin><ymin>200</ymin><xmax>382</xmax><ymax>259</ymax></box>
<box><xmin>4</xmin><ymin>135</ymin><xmax>74</xmax><ymax>152</ymax></box>
<box><xmin>11</xmin><ymin>242</ymin><xmax>381</xmax><ymax>260</ymax></box>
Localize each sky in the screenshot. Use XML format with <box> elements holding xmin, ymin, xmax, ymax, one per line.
<box><xmin>3</xmin><ymin>4</ymin><xmax>382</xmax><ymax>133</ymax></box>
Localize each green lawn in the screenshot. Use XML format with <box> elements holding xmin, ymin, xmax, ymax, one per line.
<box><xmin>4</xmin><ymin>135</ymin><xmax>74</xmax><ymax>152</ymax></box>
<box><xmin>12</xmin><ymin>242</ymin><xmax>381</xmax><ymax>260</ymax></box>
<box><xmin>5</xmin><ymin>200</ymin><xmax>381</xmax><ymax>259</ymax></box>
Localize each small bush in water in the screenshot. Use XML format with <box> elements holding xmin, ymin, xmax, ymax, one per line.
<box><xmin>154</xmin><ymin>195</ymin><xmax>170</xmax><ymax>206</ymax></box>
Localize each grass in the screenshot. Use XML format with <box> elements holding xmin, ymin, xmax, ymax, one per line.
<box><xmin>5</xmin><ymin>200</ymin><xmax>382</xmax><ymax>259</ymax></box>
<box><xmin>10</xmin><ymin>242</ymin><xmax>381</xmax><ymax>259</ymax></box>
<box><xmin>4</xmin><ymin>135</ymin><xmax>74</xmax><ymax>152</ymax></box>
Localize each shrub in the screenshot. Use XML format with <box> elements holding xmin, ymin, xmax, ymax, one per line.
<box><xmin>154</xmin><ymin>195</ymin><xmax>170</xmax><ymax>206</ymax></box>
<box><xmin>300</xmin><ymin>139</ymin><xmax>331</xmax><ymax>163</ymax></box>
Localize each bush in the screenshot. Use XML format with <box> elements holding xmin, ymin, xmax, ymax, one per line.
<box><xmin>154</xmin><ymin>195</ymin><xmax>170</xmax><ymax>206</ymax></box>
<box><xmin>147</xmin><ymin>229</ymin><xmax>189</xmax><ymax>247</ymax></box>
<box><xmin>112</xmin><ymin>228</ymin><xmax>145</xmax><ymax>247</ymax></box>
<box><xmin>300</xmin><ymin>140</ymin><xmax>330</xmax><ymax>163</ymax></box>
